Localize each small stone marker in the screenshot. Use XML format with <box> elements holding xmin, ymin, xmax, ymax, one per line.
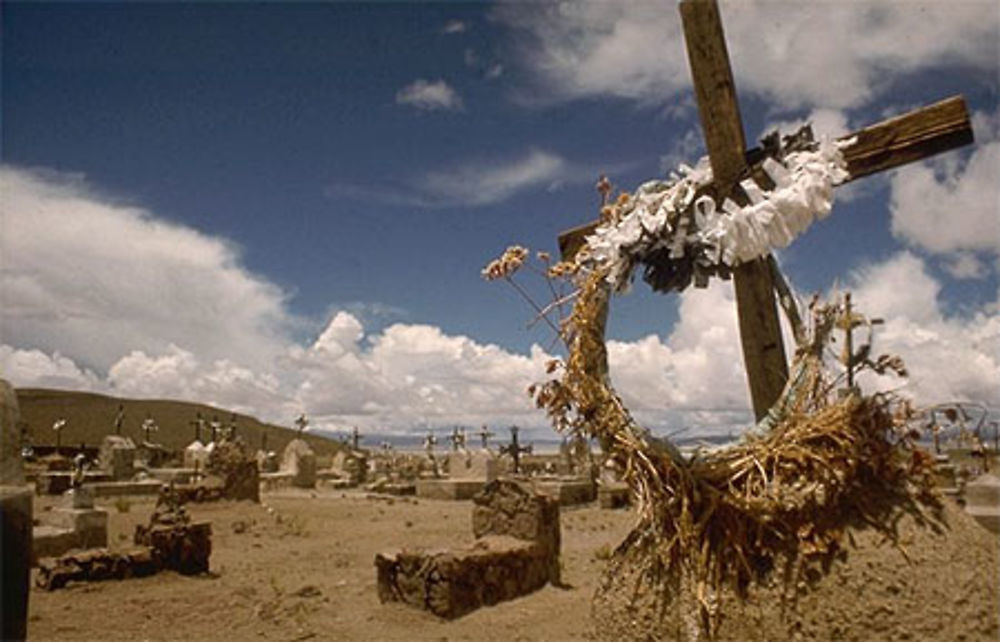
<box><xmin>183</xmin><ymin>440</ymin><xmax>209</xmax><ymax>471</ymax></box>
<box><xmin>964</xmin><ymin>473</ymin><xmax>1000</xmax><ymax>534</ymax></box>
<box><xmin>465</xmin><ymin>450</ymin><xmax>498</xmax><ymax>483</ymax></box>
<box><xmin>99</xmin><ymin>434</ymin><xmax>136</xmax><ymax>481</ymax></box>
<box><xmin>281</xmin><ymin>439</ymin><xmax>317</xmax><ymax>489</ymax></box>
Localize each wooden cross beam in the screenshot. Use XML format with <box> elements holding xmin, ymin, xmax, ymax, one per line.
<box><xmin>557</xmin><ymin>0</ymin><xmax>973</xmax><ymax>421</ymax></box>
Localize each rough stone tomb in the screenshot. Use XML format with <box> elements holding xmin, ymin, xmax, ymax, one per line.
<box><xmin>376</xmin><ymin>479</ymin><xmax>560</xmax><ymax>619</ymax></box>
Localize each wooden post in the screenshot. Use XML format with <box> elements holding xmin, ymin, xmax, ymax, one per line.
<box><xmin>681</xmin><ymin>0</ymin><xmax>787</xmax><ymax>420</ymax></box>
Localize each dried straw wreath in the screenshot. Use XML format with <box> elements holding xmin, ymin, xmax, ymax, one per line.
<box><xmin>484</xmin><ymin>129</ymin><xmax>942</xmax><ymax>637</ymax></box>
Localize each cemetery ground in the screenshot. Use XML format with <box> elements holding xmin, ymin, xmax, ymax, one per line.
<box><xmin>26</xmin><ymin>487</ymin><xmax>631</xmax><ymax>642</ymax></box>
<box><xmin>26</xmin><ymin>478</ymin><xmax>1000</xmax><ymax>642</ymax></box>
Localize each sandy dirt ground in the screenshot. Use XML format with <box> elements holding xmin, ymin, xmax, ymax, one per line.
<box><xmin>25</xmin><ymin>486</ymin><xmax>1000</xmax><ymax>642</ymax></box>
<box><xmin>27</xmin><ymin>488</ymin><xmax>631</xmax><ymax>641</ymax></box>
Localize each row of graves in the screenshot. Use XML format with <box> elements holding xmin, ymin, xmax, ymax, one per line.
<box><xmin>1</xmin><ymin>380</ymin><xmax>223</xmax><ymax>640</ymax></box>
<box><xmin>360</xmin><ymin>424</ymin><xmax>625</xmax><ymax>508</ymax></box>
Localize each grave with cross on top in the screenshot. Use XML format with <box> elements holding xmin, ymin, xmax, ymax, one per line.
<box><xmin>557</xmin><ymin>0</ymin><xmax>973</xmax><ymax>421</ymax></box>
<box><xmin>477</xmin><ymin>425</ymin><xmax>495</xmax><ymax>450</ymax></box>
<box><xmin>499</xmin><ymin>426</ymin><xmax>532</xmax><ymax>474</ymax></box>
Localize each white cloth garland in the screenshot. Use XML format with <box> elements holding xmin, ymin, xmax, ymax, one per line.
<box><xmin>583</xmin><ymin>137</ymin><xmax>853</xmax><ymax>292</ymax></box>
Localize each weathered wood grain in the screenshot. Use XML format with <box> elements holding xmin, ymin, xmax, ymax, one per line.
<box><xmin>681</xmin><ymin>0</ymin><xmax>787</xmax><ymax>420</ymax></box>
<box><xmin>839</xmin><ymin>95</ymin><xmax>973</xmax><ymax>181</ymax></box>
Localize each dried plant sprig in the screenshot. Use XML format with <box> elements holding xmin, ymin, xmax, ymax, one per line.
<box><xmin>481</xmin><ymin>245</ymin><xmax>529</xmax><ymax>281</ymax></box>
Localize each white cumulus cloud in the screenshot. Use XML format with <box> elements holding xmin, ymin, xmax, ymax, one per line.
<box><xmin>395</xmin><ymin>79</ymin><xmax>464</xmax><ymax>112</ymax></box>
<box><xmin>0</xmin><ymin>166</ymin><xmax>293</xmax><ymax>374</ymax></box>
<box><xmin>848</xmin><ymin>252</ymin><xmax>1000</xmax><ymax>409</ymax></box>
<box><xmin>889</xmin><ymin>140</ymin><xmax>1000</xmax><ymax>257</ymax></box>
<box><xmin>0</xmin><ymin>345</ymin><xmax>102</xmax><ymax>391</ymax></box>
<box><xmin>495</xmin><ymin>1</ymin><xmax>998</xmax><ymax>110</ymax></box>
<box><xmin>3</xmin><ymin>163</ymin><xmax>996</xmax><ymax>439</ymax></box>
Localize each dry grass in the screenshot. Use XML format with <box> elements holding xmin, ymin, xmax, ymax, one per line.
<box><xmin>528</xmin><ymin>264</ymin><xmax>941</xmax><ymax>637</ymax></box>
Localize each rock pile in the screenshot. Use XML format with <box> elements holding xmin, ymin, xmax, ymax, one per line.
<box><xmin>206</xmin><ymin>439</ymin><xmax>259</xmax><ymax>502</ymax></box>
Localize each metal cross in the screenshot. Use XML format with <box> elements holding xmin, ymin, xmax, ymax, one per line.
<box><xmin>142</xmin><ymin>415</ymin><xmax>158</xmax><ymax>443</ymax></box>
<box><xmin>295</xmin><ymin>413</ymin><xmax>309</xmax><ymax>434</ymax></box>
<box><xmin>114</xmin><ymin>404</ymin><xmax>125</xmax><ymax>435</ymax></box>
<box><xmin>499</xmin><ymin>426</ymin><xmax>532</xmax><ymax>474</ymax></box>
<box><xmin>477</xmin><ymin>425</ymin><xmax>495</xmax><ymax>449</ymax></box>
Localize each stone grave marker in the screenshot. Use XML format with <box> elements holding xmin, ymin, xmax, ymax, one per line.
<box><xmin>466</xmin><ymin>449</ymin><xmax>498</xmax><ymax>483</ymax></box>
<box><xmin>184</xmin><ymin>440</ymin><xmax>209</xmax><ymax>472</ymax></box>
<box><xmin>964</xmin><ymin>473</ymin><xmax>1000</xmax><ymax>534</ymax></box>
<box><xmin>99</xmin><ymin>434</ymin><xmax>136</xmax><ymax>481</ymax></box>
<box><xmin>281</xmin><ymin>438</ymin><xmax>317</xmax><ymax>489</ymax></box>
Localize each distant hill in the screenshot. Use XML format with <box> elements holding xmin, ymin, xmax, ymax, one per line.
<box><xmin>14</xmin><ymin>388</ymin><xmax>347</xmax><ymax>457</ymax></box>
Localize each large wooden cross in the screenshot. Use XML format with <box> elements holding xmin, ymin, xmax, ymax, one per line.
<box><xmin>558</xmin><ymin>0</ymin><xmax>973</xmax><ymax>421</ymax></box>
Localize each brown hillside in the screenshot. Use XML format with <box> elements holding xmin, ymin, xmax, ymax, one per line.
<box><xmin>15</xmin><ymin>388</ymin><xmax>347</xmax><ymax>457</ymax></box>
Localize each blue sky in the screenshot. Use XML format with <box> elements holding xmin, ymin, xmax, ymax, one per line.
<box><xmin>2</xmin><ymin>1</ymin><xmax>998</xmax><ymax>440</ymax></box>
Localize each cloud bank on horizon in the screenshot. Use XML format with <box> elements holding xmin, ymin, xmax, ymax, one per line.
<box><xmin>2</xmin><ymin>1</ymin><xmax>998</xmax><ymax>437</ymax></box>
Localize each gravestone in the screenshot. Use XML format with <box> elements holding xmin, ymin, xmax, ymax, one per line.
<box><xmin>256</xmin><ymin>450</ymin><xmax>279</xmax><ymax>474</ymax></box>
<box><xmin>421</xmin><ymin>443</ymin><xmax>498</xmax><ymax>499</ymax></box>
<box><xmin>49</xmin><ymin>486</ymin><xmax>108</xmax><ymax>550</ymax></box>
<box><xmin>376</xmin><ymin>480</ymin><xmax>560</xmax><ymax>618</ymax></box>
<box><xmin>466</xmin><ymin>449</ymin><xmax>498</xmax><ymax>483</ymax></box>
<box><xmin>446</xmin><ymin>450</ymin><xmax>470</xmax><ymax>477</ymax></box>
<box><xmin>1</xmin><ymin>379</ymin><xmax>32</xmax><ymax>641</ymax></box>
<box><xmin>598</xmin><ymin>458</ymin><xmax>630</xmax><ymax>509</ymax></box>
<box><xmin>183</xmin><ymin>440</ymin><xmax>209</xmax><ymax>471</ymax></box>
<box><xmin>964</xmin><ymin>473</ymin><xmax>1000</xmax><ymax>534</ymax></box>
<box><xmin>99</xmin><ymin>434</ymin><xmax>136</xmax><ymax>481</ymax></box>
<box><xmin>205</xmin><ymin>439</ymin><xmax>260</xmax><ymax>502</ymax></box>
<box><xmin>281</xmin><ymin>439</ymin><xmax>317</xmax><ymax>489</ymax></box>
<box><xmin>332</xmin><ymin>449</ymin><xmax>367</xmax><ymax>485</ymax></box>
